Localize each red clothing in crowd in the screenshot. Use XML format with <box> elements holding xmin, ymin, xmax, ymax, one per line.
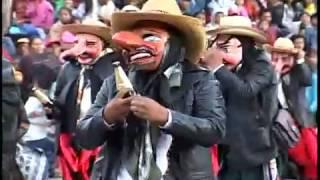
<box><xmin>211</xmin><ymin>145</ymin><xmax>220</xmax><ymax>176</ymax></box>
<box><xmin>288</xmin><ymin>128</ymin><xmax>318</xmax><ymax>180</ymax></box>
<box><xmin>59</xmin><ymin>133</ymin><xmax>101</xmax><ymax>180</ymax></box>
<box><xmin>2</xmin><ymin>48</ymin><xmax>14</xmax><ymax>63</ymax></box>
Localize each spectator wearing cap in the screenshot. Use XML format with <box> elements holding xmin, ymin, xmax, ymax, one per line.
<box><xmin>46</xmin><ymin>38</ymin><xmax>62</xmax><ymax>59</ymax></box>
<box><xmin>16</xmin><ymin>38</ymin><xmax>31</xmax><ymax>63</ymax></box>
<box><xmin>265</xmin><ymin>37</ymin><xmax>315</xmax><ymax>180</ymax></box>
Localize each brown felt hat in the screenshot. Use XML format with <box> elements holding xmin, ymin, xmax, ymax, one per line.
<box><xmin>111</xmin><ymin>0</ymin><xmax>207</xmax><ymax>63</ymax></box>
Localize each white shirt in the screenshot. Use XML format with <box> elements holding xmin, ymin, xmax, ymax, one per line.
<box><xmin>277</xmin><ymin>80</ymin><xmax>289</xmax><ymax>109</ymax></box>
<box><xmin>79</xmin><ymin>85</ymin><xmax>92</xmax><ymax>119</ymax></box>
<box><xmin>23</xmin><ymin>97</ymin><xmax>52</xmax><ymax>141</ymax></box>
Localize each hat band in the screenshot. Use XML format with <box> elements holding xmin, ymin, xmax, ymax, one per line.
<box><xmin>146</xmin><ymin>10</ymin><xmax>170</xmax><ymax>14</ymax></box>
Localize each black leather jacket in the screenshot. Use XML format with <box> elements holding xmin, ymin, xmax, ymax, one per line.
<box><xmin>76</xmin><ymin>62</ymin><xmax>226</xmax><ymax>180</ymax></box>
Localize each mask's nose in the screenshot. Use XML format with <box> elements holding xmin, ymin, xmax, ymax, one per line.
<box><xmin>112</xmin><ymin>31</ymin><xmax>145</xmax><ymax>50</ymax></box>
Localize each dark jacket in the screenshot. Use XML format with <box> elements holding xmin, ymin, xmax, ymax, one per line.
<box><xmin>281</xmin><ymin>62</ymin><xmax>313</xmax><ymax>127</ymax></box>
<box><xmin>2</xmin><ymin>59</ymin><xmax>25</xmax><ymax>180</ymax></box>
<box><xmin>76</xmin><ymin>61</ymin><xmax>226</xmax><ymax>180</ymax></box>
<box><xmin>215</xmin><ymin>50</ymin><xmax>278</xmax><ymax>170</ymax></box>
<box><xmin>54</xmin><ymin>52</ymin><xmax>123</xmax><ymax>133</ymax></box>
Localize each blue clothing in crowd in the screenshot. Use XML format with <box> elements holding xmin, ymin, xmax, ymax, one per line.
<box><xmin>177</xmin><ymin>0</ymin><xmax>211</xmax><ymax>15</ymax></box>
<box><xmin>305</xmin><ymin>26</ymin><xmax>317</xmax><ymax>50</ymax></box>
<box><xmin>306</xmin><ymin>72</ymin><xmax>317</xmax><ymax>113</ymax></box>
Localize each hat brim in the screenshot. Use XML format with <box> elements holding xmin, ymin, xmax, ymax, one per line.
<box><xmin>46</xmin><ymin>40</ymin><xmax>60</xmax><ymax>47</ymax></box>
<box><xmin>264</xmin><ymin>44</ymin><xmax>299</xmax><ymax>54</ymax></box>
<box><xmin>211</xmin><ymin>26</ymin><xmax>267</xmax><ymax>43</ymax></box>
<box><xmin>62</xmin><ymin>24</ymin><xmax>112</xmax><ymax>45</ymax></box>
<box><xmin>111</xmin><ymin>12</ymin><xmax>206</xmax><ymax>63</ymax></box>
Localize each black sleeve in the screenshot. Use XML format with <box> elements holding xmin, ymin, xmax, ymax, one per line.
<box><xmin>215</xmin><ymin>55</ymin><xmax>274</xmax><ymax>99</ymax></box>
<box><xmin>292</xmin><ymin>62</ymin><xmax>313</xmax><ymax>87</ymax></box>
<box><xmin>164</xmin><ymin>74</ymin><xmax>226</xmax><ymax>147</ymax></box>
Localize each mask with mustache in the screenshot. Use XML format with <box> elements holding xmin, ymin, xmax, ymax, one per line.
<box><xmin>112</xmin><ymin>22</ymin><xmax>171</xmax><ymax>71</ymax></box>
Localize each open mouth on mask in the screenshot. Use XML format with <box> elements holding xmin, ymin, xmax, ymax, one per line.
<box><xmin>78</xmin><ymin>52</ymin><xmax>94</xmax><ymax>64</ymax></box>
<box><xmin>128</xmin><ymin>47</ymin><xmax>155</xmax><ymax>64</ymax></box>
<box><xmin>79</xmin><ymin>52</ymin><xmax>92</xmax><ymax>59</ymax></box>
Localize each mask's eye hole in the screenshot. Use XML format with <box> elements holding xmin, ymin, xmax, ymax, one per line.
<box><xmin>143</xmin><ymin>34</ymin><xmax>161</xmax><ymax>42</ymax></box>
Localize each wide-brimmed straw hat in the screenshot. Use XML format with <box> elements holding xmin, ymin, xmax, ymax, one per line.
<box><xmin>62</xmin><ymin>19</ymin><xmax>111</xmax><ymax>44</ymax></box>
<box><xmin>209</xmin><ymin>16</ymin><xmax>267</xmax><ymax>43</ymax></box>
<box><xmin>111</xmin><ymin>0</ymin><xmax>206</xmax><ymax>63</ymax></box>
<box><xmin>264</xmin><ymin>38</ymin><xmax>298</xmax><ymax>54</ymax></box>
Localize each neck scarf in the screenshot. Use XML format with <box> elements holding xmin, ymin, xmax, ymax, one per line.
<box><xmin>119</xmin><ymin>34</ymin><xmax>185</xmax><ymax>180</ymax></box>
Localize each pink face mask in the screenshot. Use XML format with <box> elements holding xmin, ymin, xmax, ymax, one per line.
<box><xmin>215</xmin><ymin>35</ymin><xmax>243</xmax><ymax>69</ymax></box>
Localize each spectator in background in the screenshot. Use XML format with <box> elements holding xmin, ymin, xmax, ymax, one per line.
<box><xmin>268</xmin><ymin>0</ymin><xmax>291</xmax><ymax>37</ymax></box>
<box><xmin>10</xmin><ymin>1</ymin><xmax>43</xmax><ymax>39</ymax></box>
<box><xmin>195</xmin><ymin>10</ymin><xmax>207</xmax><ymax>26</ymax></box>
<box><xmin>231</xmin><ymin>0</ymin><xmax>249</xmax><ymax>16</ymax></box>
<box><xmin>26</xmin><ymin>0</ymin><xmax>55</xmax><ymax>32</ymax></box>
<box><xmin>291</xmin><ymin>34</ymin><xmax>306</xmax><ymax>51</ymax></box>
<box><xmin>71</xmin><ymin>0</ymin><xmax>86</xmax><ymax>19</ymax></box>
<box><xmin>244</xmin><ymin>0</ymin><xmax>260</xmax><ymax>22</ymax></box>
<box><xmin>30</xmin><ymin>37</ymin><xmax>46</xmax><ymax>55</ymax></box>
<box><xmin>16</xmin><ymin>38</ymin><xmax>31</xmax><ymax>63</ymax></box>
<box><xmin>268</xmin><ymin>0</ymin><xmax>285</xmax><ymax>27</ymax></box>
<box><xmin>98</xmin><ymin>0</ymin><xmax>117</xmax><ymax>26</ymax></box>
<box><xmin>13</xmin><ymin>0</ymin><xmax>30</xmax><ymax>24</ymax></box>
<box><xmin>305</xmin><ymin>13</ymin><xmax>317</xmax><ymax>51</ymax></box>
<box><xmin>282</xmin><ymin>0</ymin><xmax>304</xmax><ymax>32</ymax></box>
<box><xmin>213</xmin><ymin>11</ymin><xmax>225</xmax><ymax>25</ymax></box>
<box><xmin>84</xmin><ymin>0</ymin><xmax>116</xmax><ymax>20</ymax></box>
<box><xmin>257</xmin><ymin>19</ymin><xmax>278</xmax><ymax>44</ymax></box>
<box><xmin>208</xmin><ymin>0</ymin><xmax>237</xmax><ymax>16</ymax></box>
<box><xmin>46</xmin><ymin>38</ymin><xmax>62</xmax><ymax>58</ymax></box>
<box><xmin>305</xmin><ymin>49</ymin><xmax>317</xmax><ymax>115</ymax></box>
<box><xmin>49</xmin><ymin>7</ymin><xmax>77</xmax><ymax>40</ymax></box>
<box><xmin>16</xmin><ymin>63</ymin><xmax>58</xmax><ymax>180</ymax></box>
